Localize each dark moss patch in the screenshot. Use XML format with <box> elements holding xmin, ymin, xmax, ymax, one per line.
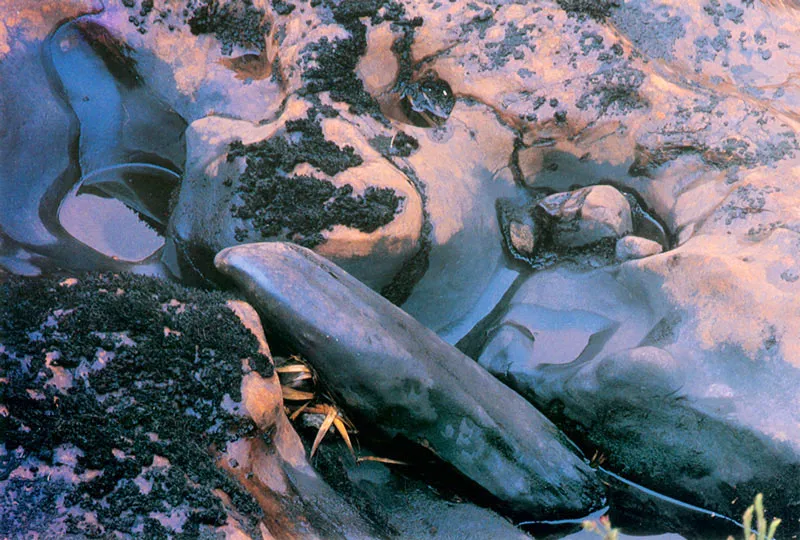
<box><xmin>1</xmin><ymin>274</ymin><xmax>271</xmax><ymax>537</ymax></box>
<box><xmin>693</xmin><ymin>28</ymin><xmax>732</xmax><ymax>64</ymax></box>
<box><xmin>300</xmin><ymin>1</ymin><xmax>421</xmax><ymax>117</ymax></box>
<box><xmin>611</xmin><ymin>4</ymin><xmax>685</xmax><ymax>61</ymax></box>
<box><xmin>483</xmin><ymin>21</ymin><xmax>537</xmax><ymax>69</ymax></box>
<box><xmin>576</xmin><ymin>66</ymin><xmax>647</xmax><ymax>116</ymax></box>
<box><xmin>119</xmin><ymin>0</ymin><xmax>270</xmax><ymax>45</ymax></box>
<box><xmin>300</xmin><ymin>1</ymin><xmax>386</xmax><ymax>116</ymax></box>
<box><xmin>229</xmin><ymin>109</ymin><xmax>403</xmax><ymax>247</ymax></box>
<box><xmin>369</xmin><ymin>131</ymin><xmax>419</xmax><ymax>157</ymax></box>
<box><xmin>459</xmin><ymin>7</ymin><xmax>496</xmax><ymax>40</ymax></box>
<box><xmin>557</xmin><ymin>0</ymin><xmax>620</xmax><ymax>20</ymax></box>
<box><xmin>271</xmin><ymin>0</ymin><xmax>295</xmax><ymax>16</ymax></box>
<box><xmin>188</xmin><ymin>0</ymin><xmax>271</xmax><ymax>55</ymax></box>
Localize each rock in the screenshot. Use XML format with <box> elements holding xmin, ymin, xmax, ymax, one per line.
<box><xmin>394</xmin><ymin>104</ymin><xmax>522</xmax><ymax>342</ymax></box>
<box><xmin>215</xmin><ymin>241</ymin><xmax>605</xmax><ymax>518</ymax></box>
<box><xmin>615</xmin><ymin>235</ymin><xmax>663</xmax><ymax>261</ymax></box>
<box><xmin>0</xmin><ymin>273</ymin><xmax>382</xmax><ymax>538</ymax></box>
<box><xmin>8</xmin><ymin>0</ymin><xmax>800</xmax><ymax>533</ymax></box>
<box><xmin>537</xmin><ymin>186</ymin><xmax>633</xmax><ymax>248</ymax></box>
<box><xmin>509</xmin><ymin>221</ymin><xmax>537</xmax><ymax>256</ymax></box>
<box><xmin>472</xmin><ymin>229</ymin><xmax>800</xmax><ymax>529</ymax></box>
<box><xmin>398</xmin><ymin>73</ymin><xmax>457</xmax><ymax>127</ymax></box>
<box><xmin>469</xmin><ymin>264</ymin><xmax>656</xmax><ymax>373</ymax></box>
<box><xmin>166</xmin><ymin>97</ymin><xmax>424</xmax><ymax>291</ymax></box>
<box><xmin>0</xmin><ymin>0</ymin><xmax>147</xmax><ymax>275</ymax></box>
<box><xmin>497</xmin><ymin>197</ymin><xmax>541</xmax><ymax>260</ymax></box>
<box><xmin>478</xmin><ymin>304</ymin><xmax>618</xmax><ymax>379</ymax></box>
<box><xmin>311</xmin><ymin>441</ymin><xmax>531</xmax><ymax>539</ymax></box>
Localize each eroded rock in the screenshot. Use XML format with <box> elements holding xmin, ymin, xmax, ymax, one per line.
<box><xmin>474</xmin><ymin>230</ymin><xmax>800</xmax><ymax>528</ymax></box>
<box><xmin>6</xmin><ymin>0</ymin><xmax>800</xmax><ymax>533</ymax></box>
<box><xmin>167</xmin><ymin>97</ymin><xmax>424</xmax><ymax>290</ymax></box>
<box><xmin>537</xmin><ymin>185</ymin><xmax>633</xmax><ymax>248</ymax></box>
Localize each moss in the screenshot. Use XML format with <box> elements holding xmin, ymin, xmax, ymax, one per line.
<box><xmin>556</xmin><ymin>0</ymin><xmax>621</xmax><ymax>20</ymax></box>
<box><xmin>119</xmin><ymin>0</ymin><xmax>270</xmax><ymax>44</ymax></box>
<box><xmin>1</xmin><ymin>273</ymin><xmax>271</xmax><ymax>537</ymax></box>
<box><xmin>229</xmin><ymin>108</ymin><xmax>403</xmax><ymax>247</ymax></box>
<box><xmin>271</xmin><ymin>0</ymin><xmax>295</xmax><ymax>16</ymax></box>
<box><xmin>483</xmin><ymin>21</ymin><xmax>537</xmax><ymax>70</ymax></box>
<box><xmin>368</xmin><ymin>131</ymin><xmax>419</xmax><ymax>158</ymax></box>
<box><xmin>300</xmin><ymin>1</ymin><xmax>419</xmax><ymax>117</ymax></box>
<box><xmin>187</xmin><ymin>0</ymin><xmax>271</xmax><ymax>55</ymax></box>
<box><xmin>576</xmin><ymin>66</ymin><xmax>647</xmax><ymax>116</ymax></box>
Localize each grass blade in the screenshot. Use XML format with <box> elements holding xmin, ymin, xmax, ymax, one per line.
<box><xmin>281</xmin><ymin>387</ymin><xmax>315</xmax><ymax>401</ymax></box>
<box><xmin>743</xmin><ymin>504</ymin><xmax>754</xmax><ymax>540</ymax></box>
<box><xmin>310</xmin><ymin>407</ymin><xmax>337</xmax><ymax>458</ymax></box>
<box><xmin>276</xmin><ymin>364</ymin><xmax>312</xmax><ymax>374</ymax></box>
<box><xmin>333</xmin><ymin>416</ymin><xmax>355</xmax><ymax>459</ymax></box>
<box><xmin>356</xmin><ymin>456</ymin><xmax>408</xmax><ymax>466</ymax></box>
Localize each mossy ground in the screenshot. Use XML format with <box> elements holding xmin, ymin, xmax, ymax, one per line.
<box><xmin>229</xmin><ymin>107</ymin><xmax>403</xmax><ymax>248</ymax></box>
<box><xmin>1</xmin><ymin>273</ymin><xmax>272</xmax><ymax>537</ymax></box>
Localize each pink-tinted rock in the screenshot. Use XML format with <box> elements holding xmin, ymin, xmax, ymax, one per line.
<box><xmin>537</xmin><ymin>185</ymin><xmax>633</xmax><ymax>247</ymax></box>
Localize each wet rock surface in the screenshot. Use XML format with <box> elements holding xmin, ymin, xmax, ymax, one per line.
<box><xmin>5</xmin><ymin>0</ymin><xmax>800</xmax><ymax>535</ymax></box>
<box><xmin>215</xmin><ymin>241</ymin><xmax>605</xmax><ymax>519</ymax></box>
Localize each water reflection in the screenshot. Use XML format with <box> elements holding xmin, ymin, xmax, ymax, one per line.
<box><xmin>58</xmin><ymin>163</ymin><xmax>179</xmax><ymax>262</ymax></box>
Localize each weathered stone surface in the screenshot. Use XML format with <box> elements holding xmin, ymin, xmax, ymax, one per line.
<box><xmin>7</xmin><ymin>0</ymin><xmax>800</xmax><ymax>533</ymax></box>
<box><xmin>215</xmin><ymin>241</ymin><xmax>605</xmax><ymax>519</ymax></box>
<box><xmin>167</xmin><ymin>96</ymin><xmax>424</xmax><ymax>291</ymax></box>
<box><xmin>615</xmin><ymin>235</ymin><xmax>663</xmax><ymax>261</ymax></box>
<box><xmin>0</xmin><ymin>273</ymin><xmax>381</xmax><ymax>538</ymax></box>
<box><xmin>496</xmin><ymin>197</ymin><xmax>541</xmax><ymax>262</ymax></box>
<box><xmin>537</xmin><ymin>186</ymin><xmax>633</xmax><ymax>248</ymax></box>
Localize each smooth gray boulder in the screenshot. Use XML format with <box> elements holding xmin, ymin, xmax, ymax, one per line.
<box><xmin>215</xmin><ymin>241</ymin><xmax>605</xmax><ymax>519</ymax></box>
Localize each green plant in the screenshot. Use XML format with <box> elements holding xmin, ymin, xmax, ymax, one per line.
<box><xmin>582</xmin><ymin>515</ymin><xmax>619</xmax><ymax>540</ymax></box>
<box><xmin>727</xmin><ymin>493</ymin><xmax>781</xmax><ymax>540</ymax></box>
<box><xmin>583</xmin><ymin>493</ymin><xmax>781</xmax><ymax>540</ymax></box>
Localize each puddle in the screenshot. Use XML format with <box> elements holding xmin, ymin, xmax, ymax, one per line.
<box><xmin>58</xmin><ymin>163</ymin><xmax>179</xmax><ymax>262</ymax></box>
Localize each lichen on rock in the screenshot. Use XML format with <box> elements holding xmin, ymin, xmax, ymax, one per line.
<box><xmin>228</xmin><ymin>107</ymin><xmax>404</xmax><ymax>247</ymax></box>
<box><xmin>1</xmin><ymin>273</ymin><xmax>272</xmax><ymax>537</ymax></box>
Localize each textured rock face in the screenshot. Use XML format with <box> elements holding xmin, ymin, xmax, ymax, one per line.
<box><xmin>0</xmin><ymin>274</ymin><xmax>380</xmax><ymax>538</ymax></box>
<box><xmin>6</xmin><ymin>0</ymin><xmax>800</xmax><ymax>533</ymax></box>
<box><xmin>167</xmin><ymin>97</ymin><xmax>424</xmax><ymax>291</ymax></box>
<box><xmin>215</xmin><ymin>242</ymin><xmax>605</xmax><ymax>519</ymax></box>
